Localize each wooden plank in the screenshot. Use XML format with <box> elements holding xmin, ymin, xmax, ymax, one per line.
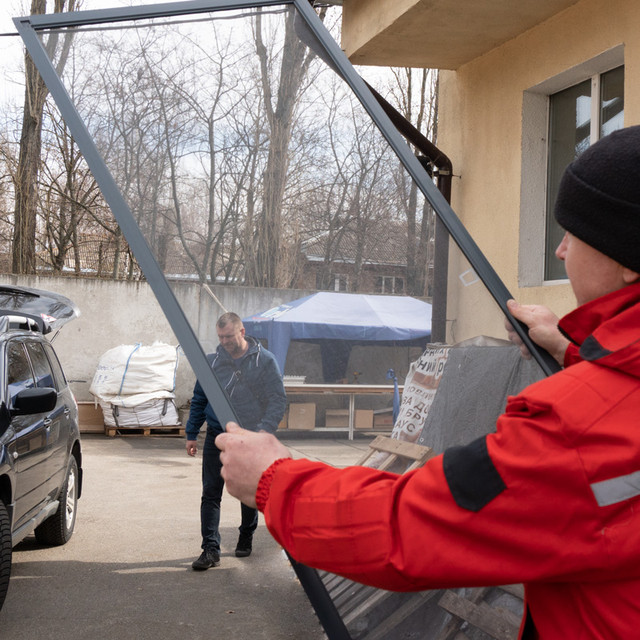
<box><xmin>377</xmin><ymin>454</ymin><xmax>400</xmax><ymax>471</ymax></box>
<box><xmin>105</xmin><ymin>425</ymin><xmax>184</xmax><ymax>438</ymax></box>
<box><xmin>77</xmin><ymin>402</ymin><xmax>105</xmax><ymax>433</ymax></box>
<box><xmin>332</xmin><ymin>581</ymin><xmax>375</xmax><ymax>612</ymax></box>
<box><xmin>284</xmin><ymin>384</ymin><xmax>404</xmax><ymax>395</ymax></box>
<box><xmin>325</xmin><ymin>576</ymin><xmax>363</xmax><ymax>605</ymax></box>
<box><xmin>489</xmin><ymin>604</ymin><xmax>521</xmax><ymax>631</ymax></box>
<box><xmin>436</xmin><ymin>587</ymin><xmax>491</xmax><ymax>640</ymax></box>
<box><xmin>356</xmin><ymin>436</ymin><xmax>388</xmax><ymax>465</ymax></box>
<box><xmin>317</xmin><ymin>435</ymin><xmax>436</xmax><ymax>639</ymax></box>
<box><xmin>367</xmin><ymin>436</ymin><xmax>433</xmax><ymax>461</ymax></box>
<box><xmin>342</xmin><ymin>588</ymin><xmax>393</xmax><ymax>627</ymax></box>
<box><xmin>320</xmin><ymin>572</ymin><xmax>345</xmax><ymax>592</ymax></box>
<box><xmin>499</xmin><ymin>584</ymin><xmax>524</xmax><ymax>600</ymax></box>
<box><xmin>438</xmin><ymin>591</ymin><xmax>519</xmax><ymax>640</ymax></box>
<box><xmin>360</xmin><ymin>590</ymin><xmax>438</xmax><ymax>640</ymax></box>
<box><xmin>322</xmin><ymin>573</ymin><xmax>391</xmax><ymax>622</ymax></box>
<box><xmin>356</xmin><ymin>435</ymin><xmax>433</xmax><ymax>467</ymax></box>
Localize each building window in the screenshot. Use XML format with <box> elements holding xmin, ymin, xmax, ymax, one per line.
<box><xmin>519</xmin><ymin>47</ymin><xmax>624</xmax><ymax>287</ymax></box>
<box><xmin>376</xmin><ymin>276</ymin><xmax>405</xmax><ymax>294</ymax></box>
<box><xmin>333</xmin><ymin>274</ymin><xmax>348</xmax><ymax>291</ymax></box>
<box><xmin>544</xmin><ymin>65</ymin><xmax>624</xmax><ymax>280</ymax></box>
<box><xmin>315</xmin><ymin>271</ymin><xmax>348</xmax><ymax>291</ymax></box>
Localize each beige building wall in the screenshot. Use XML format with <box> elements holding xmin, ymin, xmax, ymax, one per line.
<box><xmin>436</xmin><ymin>0</ymin><xmax>640</xmax><ymax>343</ymax></box>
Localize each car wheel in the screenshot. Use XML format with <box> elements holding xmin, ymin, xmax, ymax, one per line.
<box><xmin>0</xmin><ymin>500</ymin><xmax>11</xmax><ymax>612</ymax></box>
<box><xmin>35</xmin><ymin>456</ymin><xmax>78</xmax><ymax>546</ymax></box>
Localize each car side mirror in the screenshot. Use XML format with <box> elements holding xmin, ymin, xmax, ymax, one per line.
<box><xmin>11</xmin><ymin>388</ymin><xmax>57</xmax><ymax>415</ymax></box>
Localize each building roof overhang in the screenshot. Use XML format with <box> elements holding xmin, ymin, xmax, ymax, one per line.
<box><xmin>342</xmin><ymin>0</ymin><xmax>580</xmax><ymax>69</ymax></box>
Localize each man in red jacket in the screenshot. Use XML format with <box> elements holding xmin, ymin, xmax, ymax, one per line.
<box><xmin>216</xmin><ymin>125</ymin><xmax>640</xmax><ymax>639</ymax></box>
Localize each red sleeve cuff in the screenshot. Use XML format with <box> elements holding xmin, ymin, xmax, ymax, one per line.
<box><xmin>563</xmin><ymin>342</ymin><xmax>582</xmax><ymax>368</ymax></box>
<box><xmin>256</xmin><ymin>457</ymin><xmax>294</xmax><ymax>512</ymax></box>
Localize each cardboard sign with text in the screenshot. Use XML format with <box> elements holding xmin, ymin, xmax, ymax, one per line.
<box><xmin>391</xmin><ymin>345</ymin><xmax>450</xmax><ymax>444</ymax></box>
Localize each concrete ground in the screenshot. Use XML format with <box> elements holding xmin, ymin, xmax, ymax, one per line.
<box><xmin>0</xmin><ymin>433</ymin><xmax>372</xmax><ymax>639</ymax></box>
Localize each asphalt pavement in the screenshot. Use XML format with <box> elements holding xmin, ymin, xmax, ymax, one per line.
<box><xmin>0</xmin><ymin>433</ymin><xmax>372</xmax><ymax>640</ymax></box>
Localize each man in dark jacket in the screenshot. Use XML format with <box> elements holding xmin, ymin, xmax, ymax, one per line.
<box><xmin>185</xmin><ymin>312</ymin><xmax>286</xmax><ymax>570</ymax></box>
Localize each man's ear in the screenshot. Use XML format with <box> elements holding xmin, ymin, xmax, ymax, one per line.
<box><xmin>622</xmin><ymin>267</ymin><xmax>640</xmax><ymax>285</ymax></box>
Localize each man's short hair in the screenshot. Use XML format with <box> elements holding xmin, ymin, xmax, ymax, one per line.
<box><xmin>217</xmin><ymin>312</ymin><xmax>243</xmax><ymax>330</ymax></box>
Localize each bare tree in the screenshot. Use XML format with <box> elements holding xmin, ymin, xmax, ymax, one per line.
<box><xmin>383</xmin><ymin>67</ymin><xmax>439</xmax><ymax>296</ymax></box>
<box><xmin>293</xmin><ymin>72</ymin><xmax>399</xmax><ymax>293</ymax></box>
<box><xmin>247</xmin><ymin>7</ymin><xmax>324</xmax><ymax>287</ymax></box>
<box><xmin>144</xmin><ymin>28</ymin><xmax>247</xmax><ymax>284</ymax></box>
<box><xmin>12</xmin><ymin>0</ymin><xmax>78</xmax><ymax>274</ymax></box>
<box><xmin>28</xmin><ymin>24</ymin><xmax>144</xmax><ymax>280</ymax></box>
<box><xmin>53</xmin><ymin>16</ymin><xmax>259</xmax><ymax>284</ymax></box>
<box><xmin>0</xmin><ymin>135</ymin><xmax>19</xmax><ymax>258</ymax></box>
<box><xmin>5</xmin><ymin>3</ymin><xmax>430</xmax><ymax>295</ymax></box>
<box><xmin>89</xmin><ymin>29</ymin><xmax>174</xmax><ymax>278</ymax></box>
<box><xmin>39</xmin><ymin>103</ymin><xmax>104</xmax><ymax>274</ymax></box>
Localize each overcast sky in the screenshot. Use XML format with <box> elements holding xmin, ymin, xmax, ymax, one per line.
<box><xmin>1</xmin><ymin>0</ymin><xmax>170</xmax><ymax>31</ymax></box>
<box><xmin>0</xmin><ymin>2</ymin><xmax>389</xmax><ymax>128</ymax></box>
<box><xmin>0</xmin><ymin>0</ymin><xmax>173</xmax><ymax>105</ymax></box>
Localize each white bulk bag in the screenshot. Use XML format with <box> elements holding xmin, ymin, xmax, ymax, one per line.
<box><xmin>100</xmin><ymin>397</ymin><xmax>180</xmax><ymax>428</ymax></box>
<box><xmin>90</xmin><ymin>342</ymin><xmax>179</xmax><ymax>407</ymax></box>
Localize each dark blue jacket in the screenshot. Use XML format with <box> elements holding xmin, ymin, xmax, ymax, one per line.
<box><xmin>185</xmin><ymin>336</ymin><xmax>286</xmax><ymax>439</ymax></box>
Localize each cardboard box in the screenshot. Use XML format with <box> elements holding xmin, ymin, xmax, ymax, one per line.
<box><xmin>77</xmin><ymin>402</ymin><xmax>105</xmax><ymax>434</ymax></box>
<box><xmin>288</xmin><ymin>403</ymin><xmax>316</xmax><ymax>430</ymax></box>
<box><xmin>373</xmin><ymin>409</ymin><xmax>394</xmax><ymax>429</ymax></box>
<box><xmin>355</xmin><ymin>409</ymin><xmax>374</xmax><ymax>429</ymax></box>
<box><xmin>278</xmin><ymin>412</ymin><xmax>288</xmax><ymax>430</ymax></box>
<box><xmin>325</xmin><ymin>409</ymin><xmax>349</xmax><ymax>428</ymax></box>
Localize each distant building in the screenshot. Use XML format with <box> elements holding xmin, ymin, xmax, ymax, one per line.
<box><xmin>298</xmin><ymin>221</ymin><xmax>433</xmax><ymax>296</ymax></box>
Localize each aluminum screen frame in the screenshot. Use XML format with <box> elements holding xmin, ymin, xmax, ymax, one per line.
<box><xmin>15</xmin><ymin>2</ymin><xmax>561</xmax><ymax>638</ymax></box>
<box><xmin>14</xmin><ymin>0</ymin><xmax>560</xmax><ymax>378</ymax></box>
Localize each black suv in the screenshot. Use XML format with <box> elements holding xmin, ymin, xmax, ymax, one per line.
<box><xmin>0</xmin><ymin>285</ymin><xmax>82</xmax><ymax>612</ymax></box>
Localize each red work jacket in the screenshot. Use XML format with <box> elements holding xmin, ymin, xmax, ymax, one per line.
<box><xmin>258</xmin><ymin>282</ymin><xmax>640</xmax><ymax>639</ymax></box>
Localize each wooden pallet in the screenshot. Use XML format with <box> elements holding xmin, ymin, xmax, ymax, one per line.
<box><xmin>356</xmin><ymin>434</ymin><xmax>435</xmax><ymax>471</ymax></box>
<box><xmin>311</xmin><ymin>436</ymin><xmax>526</xmax><ymax>639</ymax></box>
<box><xmin>104</xmin><ymin>425</ymin><xmax>185</xmax><ymax>438</ymax></box>
<box><xmin>317</xmin><ymin>435</ymin><xmax>437</xmax><ymax>639</ymax></box>
<box><xmin>436</xmin><ymin>585</ymin><xmax>524</xmax><ymax>640</ymax></box>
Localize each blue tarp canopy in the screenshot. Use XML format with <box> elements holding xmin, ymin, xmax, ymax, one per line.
<box><xmin>243</xmin><ymin>292</ymin><xmax>432</xmax><ymax>381</ymax></box>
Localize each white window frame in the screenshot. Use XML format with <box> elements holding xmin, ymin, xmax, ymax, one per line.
<box><xmin>332</xmin><ymin>273</ymin><xmax>348</xmax><ymax>292</ymax></box>
<box><xmin>376</xmin><ymin>275</ymin><xmax>404</xmax><ymax>294</ymax></box>
<box><xmin>519</xmin><ymin>45</ymin><xmax>624</xmax><ymax>287</ymax></box>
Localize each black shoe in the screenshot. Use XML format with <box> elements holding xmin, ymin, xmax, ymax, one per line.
<box><xmin>192</xmin><ymin>548</ymin><xmax>220</xmax><ymax>570</ymax></box>
<box><xmin>235</xmin><ymin>534</ymin><xmax>253</xmax><ymax>558</ymax></box>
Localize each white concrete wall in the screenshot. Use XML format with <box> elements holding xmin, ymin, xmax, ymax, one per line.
<box><xmin>0</xmin><ymin>275</ymin><xmax>315</xmax><ymax>406</ymax></box>
<box><xmin>0</xmin><ymin>275</ymin><xmax>421</xmax><ymax>411</ymax></box>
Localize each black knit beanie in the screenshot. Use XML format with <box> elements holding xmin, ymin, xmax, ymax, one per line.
<box><xmin>554</xmin><ymin>125</ymin><xmax>640</xmax><ymax>273</ymax></box>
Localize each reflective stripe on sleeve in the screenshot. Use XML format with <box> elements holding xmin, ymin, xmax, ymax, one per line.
<box><xmin>591</xmin><ymin>470</ymin><xmax>640</xmax><ymax>507</ymax></box>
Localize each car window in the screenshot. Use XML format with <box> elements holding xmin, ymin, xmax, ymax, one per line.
<box><xmin>25</xmin><ymin>341</ymin><xmax>57</xmax><ymax>390</ymax></box>
<box><xmin>42</xmin><ymin>342</ymin><xmax>68</xmax><ymax>390</ymax></box>
<box><xmin>6</xmin><ymin>341</ymin><xmax>35</xmax><ymax>406</ymax></box>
